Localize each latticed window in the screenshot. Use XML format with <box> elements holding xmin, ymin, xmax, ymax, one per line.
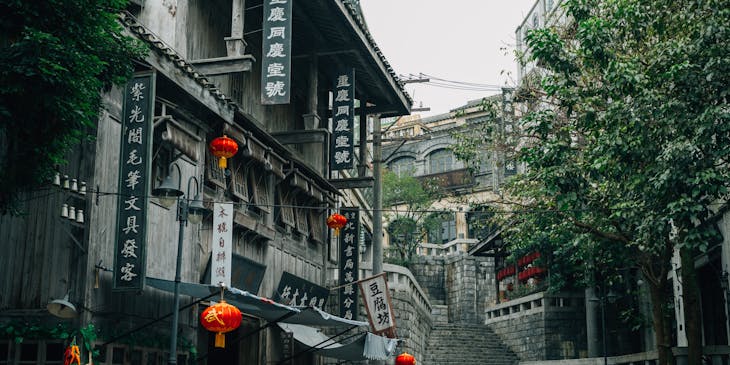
<box><xmin>388</xmin><ymin>157</ymin><xmax>415</xmax><ymax>177</ymax></box>
<box><xmin>428</xmin><ymin>149</ymin><xmax>453</xmax><ymax>174</ymax></box>
<box><xmin>206</xmin><ymin>149</ymin><xmax>226</xmax><ymax>188</ymax></box>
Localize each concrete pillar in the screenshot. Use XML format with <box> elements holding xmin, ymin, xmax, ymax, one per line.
<box><xmin>585</xmin><ymin>286</ymin><xmax>600</xmax><ymax>357</ymax></box>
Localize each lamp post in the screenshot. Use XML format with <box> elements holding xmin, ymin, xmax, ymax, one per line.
<box><xmin>152</xmin><ymin>163</ymin><xmax>208</xmax><ymax>365</ymax></box>
<box><xmin>589</xmin><ymin>285</ymin><xmax>618</xmax><ymax>365</ymax></box>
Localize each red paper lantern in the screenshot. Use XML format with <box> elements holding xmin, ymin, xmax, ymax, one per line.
<box><xmin>209</xmin><ymin>135</ymin><xmax>239</xmax><ymax>169</ymax></box>
<box><xmin>326</xmin><ymin>213</ymin><xmax>347</xmax><ymax>236</ymax></box>
<box><xmin>200</xmin><ymin>300</ymin><xmax>242</xmax><ymax>348</ymax></box>
<box><xmin>396</xmin><ymin>352</ymin><xmax>416</xmax><ymax>365</ymax></box>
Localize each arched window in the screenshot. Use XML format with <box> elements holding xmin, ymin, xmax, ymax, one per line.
<box><xmin>428</xmin><ymin>149</ymin><xmax>453</xmax><ymax>174</ymax></box>
<box><xmin>388</xmin><ymin>157</ymin><xmax>416</xmax><ymax>177</ymax></box>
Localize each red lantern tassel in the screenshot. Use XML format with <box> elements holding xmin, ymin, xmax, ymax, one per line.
<box><xmin>215</xmin><ymin>332</ymin><xmax>225</xmax><ymax>348</ymax></box>
<box><xmin>218</xmin><ymin>157</ymin><xmax>228</xmax><ymax>169</ymax></box>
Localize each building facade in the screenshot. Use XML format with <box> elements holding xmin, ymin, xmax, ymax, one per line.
<box><xmin>0</xmin><ymin>1</ymin><xmax>410</xmax><ymax>364</ymax></box>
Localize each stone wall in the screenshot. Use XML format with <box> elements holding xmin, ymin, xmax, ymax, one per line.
<box><xmin>411</xmin><ymin>253</ymin><xmax>495</xmax><ymax>323</ymax></box>
<box><xmin>384</xmin><ymin>264</ymin><xmax>434</xmax><ymax>360</ymax></box>
<box><xmin>485</xmin><ymin>292</ymin><xmax>587</xmax><ymax>361</ymax></box>
<box><xmin>409</xmin><ymin>255</ymin><xmax>447</xmax><ymax>304</ymax></box>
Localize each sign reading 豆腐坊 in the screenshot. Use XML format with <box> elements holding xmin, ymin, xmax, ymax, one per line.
<box><xmin>330</xmin><ymin>69</ymin><xmax>355</xmax><ymax>170</ymax></box>
<box><xmin>261</xmin><ymin>0</ymin><xmax>292</xmax><ymax>105</ymax></box>
<box><xmin>339</xmin><ymin>207</ymin><xmax>359</xmax><ymax>320</ymax></box>
<box><xmin>359</xmin><ymin>273</ymin><xmax>396</xmax><ymax>338</ymax></box>
<box><xmin>211</xmin><ymin>203</ymin><xmax>233</xmax><ymax>287</ymax></box>
<box><xmin>113</xmin><ymin>72</ymin><xmax>155</xmax><ymax>291</ymax></box>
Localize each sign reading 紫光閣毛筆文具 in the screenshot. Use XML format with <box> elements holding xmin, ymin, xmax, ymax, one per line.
<box><xmin>113</xmin><ymin>72</ymin><xmax>155</xmax><ymax>291</ymax></box>
<box><xmin>261</xmin><ymin>0</ymin><xmax>292</xmax><ymax>105</ymax></box>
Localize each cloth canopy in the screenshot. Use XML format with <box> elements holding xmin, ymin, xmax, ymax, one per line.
<box><xmin>277</xmin><ymin>323</ymin><xmax>397</xmax><ymax>361</ymax></box>
<box><xmin>146</xmin><ymin>277</ymin><xmax>368</xmax><ymax>327</ymax></box>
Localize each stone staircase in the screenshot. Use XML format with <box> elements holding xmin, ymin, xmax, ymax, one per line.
<box><xmin>423</xmin><ymin>323</ymin><xmax>519</xmax><ymax>365</ymax></box>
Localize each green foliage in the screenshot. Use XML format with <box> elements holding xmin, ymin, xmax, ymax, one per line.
<box><xmin>494</xmin><ymin>0</ymin><xmax>730</xmax><ymax>361</ymax></box>
<box><xmin>382</xmin><ymin>170</ymin><xmax>437</xmax><ymax>263</ymax></box>
<box><xmin>0</xmin><ymin>0</ymin><xmax>146</xmax><ymax>212</ymax></box>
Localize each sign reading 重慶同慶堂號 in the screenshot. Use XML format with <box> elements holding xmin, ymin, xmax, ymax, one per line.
<box><xmin>261</xmin><ymin>0</ymin><xmax>292</xmax><ymax>105</ymax></box>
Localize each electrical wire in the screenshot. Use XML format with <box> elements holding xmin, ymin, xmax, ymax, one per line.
<box><xmin>16</xmin><ymin>185</ymin><xmax>686</xmax><ymax>216</ymax></box>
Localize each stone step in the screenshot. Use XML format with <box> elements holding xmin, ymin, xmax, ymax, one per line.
<box><xmin>423</xmin><ymin>322</ymin><xmax>518</xmax><ymax>365</ymax></box>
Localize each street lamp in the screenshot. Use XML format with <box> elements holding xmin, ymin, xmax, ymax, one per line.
<box><xmin>589</xmin><ymin>285</ymin><xmax>618</xmax><ymax>365</ymax></box>
<box><xmin>152</xmin><ymin>163</ymin><xmax>209</xmax><ymax>365</ymax></box>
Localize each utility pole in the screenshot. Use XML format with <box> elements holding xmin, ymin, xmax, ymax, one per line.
<box><xmin>372</xmin><ymin>114</ymin><xmax>383</xmax><ymax>275</ymax></box>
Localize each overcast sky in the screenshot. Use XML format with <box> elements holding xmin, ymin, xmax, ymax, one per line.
<box><xmin>359</xmin><ymin>1</ymin><xmax>537</xmax><ymax>116</ymax></box>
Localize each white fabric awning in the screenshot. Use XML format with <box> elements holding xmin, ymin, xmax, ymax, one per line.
<box><xmin>278</xmin><ymin>323</ymin><xmax>397</xmax><ymax>361</ymax></box>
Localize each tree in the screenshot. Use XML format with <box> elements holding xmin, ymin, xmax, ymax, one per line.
<box><xmin>451</xmin><ymin>0</ymin><xmax>729</xmax><ymax>364</ymax></box>
<box><xmin>0</xmin><ymin>0</ymin><xmax>145</xmax><ymax>212</ymax></box>
<box><xmin>382</xmin><ymin>170</ymin><xmax>438</xmax><ymax>265</ymax></box>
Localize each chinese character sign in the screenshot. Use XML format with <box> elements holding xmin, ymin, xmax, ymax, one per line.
<box><xmin>359</xmin><ymin>273</ymin><xmax>396</xmax><ymax>337</ymax></box>
<box><xmin>330</xmin><ymin>69</ymin><xmax>355</xmax><ymax>170</ymax></box>
<box><xmin>273</xmin><ymin>271</ymin><xmax>328</xmax><ymax>310</ymax></box>
<box><xmin>261</xmin><ymin>0</ymin><xmax>292</xmax><ymax>104</ymax></box>
<box><xmin>339</xmin><ymin>207</ymin><xmax>359</xmax><ymax>320</ymax></box>
<box><xmin>211</xmin><ymin>203</ymin><xmax>233</xmax><ymax>287</ymax></box>
<box><xmin>113</xmin><ymin>72</ymin><xmax>155</xmax><ymax>291</ymax></box>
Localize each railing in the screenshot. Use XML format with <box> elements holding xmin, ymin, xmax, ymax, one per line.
<box><xmin>519</xmin><ymin>346</ymin><xmax>730</xmax><ymax>365</ymax></box>
<box><xmin>328</xmin><ymin>263</ymin><xmax>433</xmax><ymax>316</ymax></box>
<box><xmin>485</xmin><ymin>291</ymin><xmax>584</xmax><ymax>324</ymax></box>
<box><xmin>416</xmin><ymin>238</ymin><xmax>478</xmax><ymax>257</ymax></box>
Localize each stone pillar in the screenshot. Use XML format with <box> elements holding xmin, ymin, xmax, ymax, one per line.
<box><xmin>585</xmin><ymin>286</ymin><xmax>600</xmax><ymax>357</ymax></box>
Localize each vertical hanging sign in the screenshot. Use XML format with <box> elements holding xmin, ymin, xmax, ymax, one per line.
<box><xmin>330</xmin><ymin>69</ymin><xmax>355</xmax><ymax>170</ymax></box>
<box><xmin>261</xmin><ymin>0</ymin><xmax>292</xmax><ymax>104</ymax></box>
<box><xmin>339</xmin><ymin>207</ymin><xmax>360</xmax><ymax>320</ymax></box>
<box><xmin>359</xmin><ymin>273</ymin><xmax>397</xmax><ymax>338</ymax></box>
<box><xmin>113</xmin><ymin>71</ymin><xmax>155</xmax><ymax>291</ymax></box>
<box><xmin>211</xmin><ymin>203</ymin><xmax>233</xmax><ymax>287</ymax></box>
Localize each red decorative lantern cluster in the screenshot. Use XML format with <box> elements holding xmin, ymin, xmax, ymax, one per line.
<box><xmin>200</xmin><ymin>300</ymin><xmax>242</xmax><ymax>348</ymax></box>
<box><xmin>327</xmin><ymin>213</ymin><xmax>347</xmax><ymax>236</ymax></box>
<box><xmin>518</xmin><ymin>266</ymin><xmax>546</xmax><ymax>282</ymax></box>
<box><xmin>396</xmin><ymin>352</ymin><xmax>416</xmax><ymax>365</ymax></box>
<box><xmin>496</xmin><ymin>266</ymin><xmax>516</xmax><ymax>281</ymax></box>
<box><xmin>517</xmin><ymin>251</ymin><xmax>541</xmax><ymax>267</ymax></box>
<box><xmin>209</xmin><ymin>135</ymin><xmax>239</xmax><ymax>169</ymax></box>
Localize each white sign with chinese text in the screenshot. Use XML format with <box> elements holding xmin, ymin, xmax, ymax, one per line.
<box><xmin>359</xmin><ymin>273</ymin><xmax>396</xmax><ymax>337</ymax></box>
<box><xmin>210</xmin><ymin>203</ymin><xmax>233</xmax><ymax>287</ymax></box>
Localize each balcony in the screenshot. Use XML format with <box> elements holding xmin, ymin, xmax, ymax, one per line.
<box><xmin>418</xmin><ymin>168</ymin><xmax>475</xmax><ymax>191</ymax></box>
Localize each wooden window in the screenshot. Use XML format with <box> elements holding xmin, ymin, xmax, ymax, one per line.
<box><xmin>249</xmin><ymin>170</ymin><xmax>270</xmax><ymax>213</ymax></box>
<box><xmin>111</xmin><ymin>347</ymin><xmax>125</xmax><ymax>365</ymax></box>
<box><xmin>276</xmin><ymin>187</ymin><xmax>295</xmax><ymax>228</ymax></box>
<box><xmin>295</xmin><ymin>205</ymin><xmax>308</xmax><ymax>235</ymax></box>
<box><xmin>309</xmin><ymin>210</ymin><xmax>324</xmax><ymax>243</ymax></box>
<box><xmin>231</xmin><ymin>163</ymin><xmax>249</xmax><ymax>202</ymax></box>
<box><xmin>45</xmin><ymin>343</ymin><xmax>64</xmax><ymax>365</ymax></box>
<box><xmin>206</xmin><ymin>150</ymin><xmax>226</xmax><ymax>188</ymax></box>
<box><xmin>0</xmin><ymin>342</ymin><xmax>9</xmax><ymax>365</ymax></box>
<box><xmin>18</xmin><ymin>343</ymin><xmax>37</xmax><ymax>365</ymax></box>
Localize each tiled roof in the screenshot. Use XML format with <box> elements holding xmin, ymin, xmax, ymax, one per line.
<box><xmin>120</xmin><ymin>12</ymin><xmax>237</xmax><ymax>112</ymax></box>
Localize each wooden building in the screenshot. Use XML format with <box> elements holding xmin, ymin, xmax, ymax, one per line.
<box><xmin>0</xmin><ymin>1</ymin><xmax>410</xmax><ymax>364</ymax></box>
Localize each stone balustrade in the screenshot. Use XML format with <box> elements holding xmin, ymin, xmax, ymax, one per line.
<box><xmin>416</xmin><ymin>238</ymin><xmax>478</xmax><ymax>257</ymax></box>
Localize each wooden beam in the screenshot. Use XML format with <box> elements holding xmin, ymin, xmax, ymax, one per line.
<box><xmin>189</xmin><ymin>55</ymin><xmax>255</xmax><ymax>75</ymax></box>
<box><xmin>271</xmin><ymin>129</ymin><xmax>328</xmax><ymax>144</ymax></box>
<box><xmin>329</xmin><ymin>177</ymin><xmax>374</xmax><ymax>189</ymax></box>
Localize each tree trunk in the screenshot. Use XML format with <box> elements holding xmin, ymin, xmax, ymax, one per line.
<box><xmin>680</xmin><ymin>246</ymin><xmax>703</xmax><ymax>365</ymax></box>
<box><xmin>647</xmin><ymin>276</ymin><xmax>672</xmax><ymax>365</ymax></box>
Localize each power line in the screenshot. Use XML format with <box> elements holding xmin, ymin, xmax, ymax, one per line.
<box><xmin>17</xmin><ymin>185</ymin><xmax>671</xmax><ymax>216</ymax></box>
